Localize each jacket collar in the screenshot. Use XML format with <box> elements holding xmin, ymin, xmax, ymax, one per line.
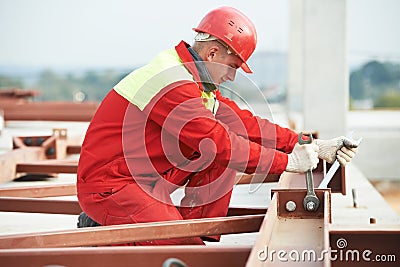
<box><xmin>175</xmin><ymin>41</ymin><xmax>217</xmax><ymax>92</ymax></box>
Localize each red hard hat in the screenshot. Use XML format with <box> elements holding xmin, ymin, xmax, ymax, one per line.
<box><xmin>193</xmin><ymin>6</ymin><xmax>257</xmax><ymax>73</ymax></box>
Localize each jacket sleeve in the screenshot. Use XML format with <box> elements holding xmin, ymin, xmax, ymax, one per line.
<box><xmin>215</xmin><ymin>90</ymin><xmax>298</xmax><ymax>154</ymax></box>
<box><xmin>144</xmin><ymin>81</ymin><xmax>290</xmax><ymax>174</ymax></box>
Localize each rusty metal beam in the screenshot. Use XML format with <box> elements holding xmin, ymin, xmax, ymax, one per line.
<box><xmin>325</xmin><ymin>162</ymin><xmax>346</xmax><ymax>195</ymax></box>
<box><xmin>0</xmin><ymin>194</ymin><xmax>266</xmax><ymax>218</ymax></box>
<box><xmin>0</xmin><ymin>100</ymin><xmax>98</xmax><ymax>121</ymax></box>
<box><xmin>0</xmin><ymin>214</ymin><xmax>264</xmax><ymax>249</ymax></box>
<box><xmin>0</xmin><ymin>184</ymin><xmax>76</xmax><ymax>198</ymax></box>
<box><xmin>66</xmin><ymin>144</ymin><xmax>81</xmax><ymax>154</ymax></box>
<box><xmin>245</xmin><ymin>161</ymin><xmax>400</xmax><ymax>266</ymax></box>
<box><xmin>227</xmin><ymin>207</ymin><xmax>268</xmax><ymax>216</ymax></box>
<box><xmin>0</xmin><ymin>246</ymin><xmax>252</xmax><ymax>267</ymax></box>
<box><xmin>0</xmin><ymin>197</ymin><xmax>81</xmax><ymax>214</ymax></box>
<box><xmin>245</xmin><ymin>172</ymin><xmax>332</xmax><ymax>266</ymax></box>
<box><xmin>16</xmin><ymin>159</ymin><xmax>78</xmax><ymax>174</ymax></box>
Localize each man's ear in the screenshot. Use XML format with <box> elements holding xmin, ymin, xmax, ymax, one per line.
<box><xmin>206</xmin><ymin>46</ymin><xmax>219</xmax><ymax>62</ymax></box>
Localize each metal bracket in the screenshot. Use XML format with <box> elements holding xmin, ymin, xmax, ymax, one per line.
<box><xmin>13</xmin><ymin>135</ymin><xmax>56</xmax><ymax>159</ymax></box>
<box><xmin>272</xmin><ymin>189</ymin><xmax>331</xmax><ymax>220</ymax></box>
<box><xmin>12</xmin><ymin>128</ymin><xmax>68</xmax><ymax>160</ymax></box>
<box><xmin>325</xmin><ymin>161</ymin><xmax>346</xmax><ymax>195</ymax></box>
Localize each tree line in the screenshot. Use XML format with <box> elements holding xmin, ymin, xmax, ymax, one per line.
<box><xmin>0</xmin><ymin>69</ymin><xmax>128</xmax><ymax>102</ymax></box>
<box><xmin>350</xmin><ymin>61</ymin><xmax>400</xmax><ymax>108</ymax></box>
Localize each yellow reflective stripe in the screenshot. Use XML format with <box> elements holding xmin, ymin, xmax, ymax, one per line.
<box><xmin>201</xmin><ymin>91</ymin><xmax>219</xmax><ymax>115</ymax></box>
<box><xmin>114</xmin><ymin>48</ymin><xmax>194</xmax><ymax>110</ymax></box>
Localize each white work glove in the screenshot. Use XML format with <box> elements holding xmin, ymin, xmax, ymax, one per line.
<box><xmin>286</xmin><ymin>142</ymin><xmax>319</xmax><ymax>173</ymax></box>
<box><xmin>315</xmin><ymin>136</ymin><xmax>360</xmax><ymax>166</ymax></box>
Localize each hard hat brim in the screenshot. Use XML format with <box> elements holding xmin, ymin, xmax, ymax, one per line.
<box><xmin>241</xmin><ymin>62</ymin><xmax>253</xmax><ymax>74</ymax></box>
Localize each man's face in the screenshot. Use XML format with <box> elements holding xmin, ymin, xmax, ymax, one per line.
<box><xmin>204</xmin><ymin>44</ymin><xmax>243</xmax><ymax>86</ymax></box>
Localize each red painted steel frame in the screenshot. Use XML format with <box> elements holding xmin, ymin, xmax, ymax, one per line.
<box><xmin>0</xmin><ymin>246</ymin><xmax>252</xmax><ymax>267</ymax></box>
<box><xmin>0</xmin><ymin>215</ymin><xmax>264</xmax><ymax>249</ymax></box>
<box><xmin>0</xmin><ymin>100</ymin><xmax>98</xmax><ymax>121</ymax></box>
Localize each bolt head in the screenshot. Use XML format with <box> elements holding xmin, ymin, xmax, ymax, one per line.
<box><xmin>306</xmin><ymin>202</ymin><xmax>316</xmax><ymax>211</ymax></box>
<box><xmin>285</xmin><ymin>201</ymin><xmax>296</xmax><ymax>212</ymax></box>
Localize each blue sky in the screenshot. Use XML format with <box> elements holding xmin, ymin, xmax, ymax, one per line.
<box><xmin>0</xmin><ymin>0</ymin><xmax>399</xmax><ymax>69</ymax></box>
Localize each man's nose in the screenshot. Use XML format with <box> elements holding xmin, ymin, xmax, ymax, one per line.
<box><xmin>227</xmin><ymin>67</ymin><xmax>236</xmax><ymax>81</ymax></box>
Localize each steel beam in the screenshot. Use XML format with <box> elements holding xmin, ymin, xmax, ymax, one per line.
<box><xmin>66</xmin><ymin>144</ymin><xmax>81</xmax><ymax>154</ymax></box>
<box><xmin>0</xmin><ymin>246</ymin><xmax>252</xmax><ymax>267</ymax></box>
<box><xmin>16</xmin><ymin>159</ymin><xmax>78</xmax><ymax>174</ymax></box>
<box><xmin>246</xmin><ymin>189</ymin><xmax>331</xmax><ymax>266</ymax></box>
<box><xmin>0</xmin><ymin>100</ymin><xmax>98</xmax><ymax>121</ymax></box>
<box><xmin>0</xmin><ymin>184</ymin><xmax>76</xmax><ymax>198</ymax></box>
<box><xmin>0</xmin><ymin>197</ymin><xmax>81</xmax><ymax>214</ymax></box>
<box><xmin>245</xmin><ymin>162</ymin><xmax>400</xmax><ymax>266</ymax></box>
<box><xmin>0</xmin><ymin>214</ymin><xmax>264</xmax><ymax>249</ymax></box>
<box><xmin>0</xmin><ymin>194</ymin><xmax>267</xmax><ymax>217</ymax></box>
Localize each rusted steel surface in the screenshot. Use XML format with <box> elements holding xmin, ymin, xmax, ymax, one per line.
<box><xmin>0</xmin><ymin>214</ymin><xmax>264</xmax><ymax>249</ymax></box>
<box><xmin>0</xmin><ymin>100</ymin><xmax>98</xmax><ymax>121</ymax></box>
<box><xmin>246</xmin><ymin>173</ymin><xmax>332</xmax><ymax>266</ymax></box>
<box><xmin>0</xmin><ymin>184</ymin><xmax>76</xmax><ymax>198</ymax></box>
<box><xmin>325</xmin><ymin>162</ymin><xmax>346</xmax><ymax>195</ymax></box>
<box><xmin>227</xmin><ymin>207</ymin><xmax>268</xmax><ymax>216</ymax></box>
<box><xmin>0</xmin><ymin>194</ymin><xmax>266</xmax><ymax>217</ymax></box>
<box><xmin>0</xmin><ymin>182</ymin><xmax>264</xmax><ymax>214</ymax></box>
<box><xmin>0</xmin><ymin>197</ymin><xmax>81</xmax><ymax>214</ymax></box>
<box><xmin>0</xmin><ymin>246</ymin><xmax>252</xmax><ymax>267</ymax></box>
<box><xmin>272</xmin><ymin>189</ymin><xmax>331</xmax><ymax>220</ymax></box>
<box><xmin>66</xmin><ymin>144</ymin><xmax>81</xmax><ymax>154</ymax></box>
<box><xmin>16</xmin><ymin>159</ymin><xmax>78</xmax><ymax>174</ymax></box>
<box><xmin>245</xmin><ymin>162</ymin><xmax>400</xmax><ymax>266</ymax></box>
<box><xmin>0</xmin><ymin>147</ymin><xmax>45</xmax><ymax>183</ymax></box>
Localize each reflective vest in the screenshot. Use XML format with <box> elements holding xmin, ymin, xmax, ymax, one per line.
<box><xmin>114</xmin><ymin>48</ymin><xmax>218</xmax><ymax>115</ymax></box>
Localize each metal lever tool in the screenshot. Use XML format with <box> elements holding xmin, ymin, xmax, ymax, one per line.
<box><xmin>318</xmin><ymin>133</ymin><xmax>362</xmax><ymax>189</ymax></box>
<box><xmin>298</xmin><ymin>133</ymin><xmax>320</xmax><ymax>211</ymax></box>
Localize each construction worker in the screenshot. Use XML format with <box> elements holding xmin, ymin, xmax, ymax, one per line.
<box><xmin>77</xmin><ymin>6</ymin><xmax>358</xmax><ymax>245</ymax></box>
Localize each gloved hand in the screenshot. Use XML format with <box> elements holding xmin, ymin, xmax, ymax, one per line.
<box><xmin>286</xmin><ymin>142</ymin><xmax>319</xmax><ymax>173</ymax></box>
<box><xmin>315</xmin><ymin>136</ymin><xmax>360</xmax><ymax>165</ymax></box>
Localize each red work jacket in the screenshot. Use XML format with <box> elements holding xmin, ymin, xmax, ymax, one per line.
<box><xmin>77</xmin><ymin>41</ymin><xmax>298</xmax><ymax>192</ymax></box>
